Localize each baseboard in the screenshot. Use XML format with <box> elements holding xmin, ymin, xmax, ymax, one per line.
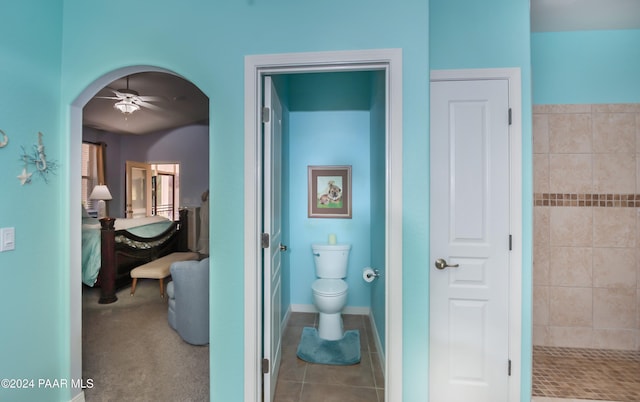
<box><xmin>69</xmin><ymin>391</ymin><xmax>85</xmax><ymax>402</ymax></box>
<box><xmin>290</xmin><ymin>303</ymin><xmax>371</xmax><ymax>316</ymax></box>
<box><xmin>368</xmin><ymin>311</ymin><xmax>386</xmax><ymax>378</ymax></box>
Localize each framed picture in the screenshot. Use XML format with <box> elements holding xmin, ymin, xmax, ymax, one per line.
<box><xmin>308</xmin><ymin>165</ymin><xmax>352</xmax><ymax>219</ymax></box>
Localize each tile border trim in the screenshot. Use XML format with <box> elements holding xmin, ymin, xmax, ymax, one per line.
<box><xmin>534</xmin><ymin>193</ymin><xmax>640</xmax><ymax>207</ymax></box>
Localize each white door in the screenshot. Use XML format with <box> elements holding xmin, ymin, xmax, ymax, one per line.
<box><xmin>263</xmin><ymin>76</ymin><xmax>284</xmax><ymax>402</ymax></box>
<box><xmin>125</xmin><ymin>161</ymin><xmax>152</xmax><ymax>218</ymax></box>
<box><xmin>429</xmin><ymin>78</ymin><xmax>511</xmax><ymax>402</ymax></box>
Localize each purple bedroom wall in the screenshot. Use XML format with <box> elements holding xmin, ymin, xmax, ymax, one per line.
<box><xmin>82</xmin><ymin>124</ymin><xmax>209</xmax><ymax>218</ymax></box>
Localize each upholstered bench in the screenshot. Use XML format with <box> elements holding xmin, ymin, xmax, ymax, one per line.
<box><xmin>130</xmin><ymin>252</ymin><xmax>199</xmax><ymax>298</ymax></box>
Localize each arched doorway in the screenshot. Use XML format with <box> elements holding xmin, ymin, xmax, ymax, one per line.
<box><xmin>69</xmin><ymin>66</ymin><xmax>210</xmax><ymax>400</ymax></box>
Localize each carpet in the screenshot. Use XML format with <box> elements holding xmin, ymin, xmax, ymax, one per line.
<box><xmin>296</xmin><ymin>326</ymin><xmax>361</xmax><ymax>365</ymax></box>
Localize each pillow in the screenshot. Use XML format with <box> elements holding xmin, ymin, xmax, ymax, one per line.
<box><xmin>82</xmin><ymin>204</ymin><xmax>90</xmax><ymax>218</ymax></box>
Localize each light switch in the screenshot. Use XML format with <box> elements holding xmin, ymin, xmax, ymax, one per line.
<box><xmin>1</xmin><ymin>227</ymin><xmax>15</xmax><ymax>252</ymax></box>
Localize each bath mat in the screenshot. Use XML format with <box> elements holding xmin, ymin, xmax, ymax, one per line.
<box><xmin>296</xmin><ymin>326</ymin><xmax>360</xmax><ymax>365</ymax></box>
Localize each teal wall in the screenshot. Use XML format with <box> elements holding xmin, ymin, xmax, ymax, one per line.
<box><xmin>532</xmin><ymin>29</ymin><xmax>640</xmax><ymax>104</ymax></box>
<box><xmin>430</xmin><ymin>0</ymin><xmax>533</xmax><ymax>400</ymax></box>
<box><xmin>369</xmin><ymin>71</ymin><xmax>387</xmax><ymax>351</ymax></box>
<box><xmin>0</xmin><ymin>0</ymin><xmax>541</xmax><ymax>401</ymax></box>
<box><xmin>0</xmin><ymin>2</ymin><xmax>65</xmax><ymax>402</ymax></box>
<box><xmin>59</xmin><ymin>1</ymin><xmax>429</xmax><ymax>401</ymax></box>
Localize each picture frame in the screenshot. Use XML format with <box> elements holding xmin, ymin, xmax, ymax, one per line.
<box><xmin>308</xmin><ymin>165</ymin><xmax>352</xmax><ymax>219</ymax></box>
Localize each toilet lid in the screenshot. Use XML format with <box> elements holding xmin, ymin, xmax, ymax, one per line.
<box><xmin>312</xmin><ymin>279</ymin><xmax>348</xmax><ymax>296</ymax></box>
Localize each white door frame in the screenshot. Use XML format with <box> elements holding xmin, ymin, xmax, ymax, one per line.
<box><xmin>430</xmin><ymin>68</ymin><xmax>523</xmax><ymax>401</ymax></box>
<box><xmin>244</xmin><ymin>48</ymin><xmax>403</xmax><ymax>402</ymax></box>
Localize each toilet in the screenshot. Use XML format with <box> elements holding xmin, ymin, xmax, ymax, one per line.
<box><xmin>311</xmin><ymin>243</ymin><xmax>351</xmax><ymax>340</ymax></box>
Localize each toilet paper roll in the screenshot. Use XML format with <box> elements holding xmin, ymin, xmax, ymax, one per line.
<box><xmin>362</xmin><ymin>268</ymin><xmax>376</xmax><ymax>283</ymax></box>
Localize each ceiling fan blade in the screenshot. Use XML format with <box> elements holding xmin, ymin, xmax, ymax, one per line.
<box><xmin>94</xmin><ymin>96</ymin><xmax>121</xmax><ymax>100</ymax></box>
<box><xmin>135</xmin><ymin>100</ymin><xmax>164</xmax><ymax>111</ymax></box>
<box><xmin>137</xmin><ymin>95</ymin><xmax>166</xmax><ymax>102</ymax></box>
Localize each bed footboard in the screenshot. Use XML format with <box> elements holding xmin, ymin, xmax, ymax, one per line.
<box><xmin>97</xmin><ymin>209</ymin><xmax>189</xmax><ymax>304</ymax></box>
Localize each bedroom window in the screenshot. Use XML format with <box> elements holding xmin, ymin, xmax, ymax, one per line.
<box><xmin>82</xmin><ymin>142</ymin><xmax>106</xmax><ymax>216</ymax></box>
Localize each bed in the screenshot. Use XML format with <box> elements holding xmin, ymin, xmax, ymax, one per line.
<box><xmin>82</xmin><ymin>209</ymin><xmax>190</xmax><ymax>304</ymax></box>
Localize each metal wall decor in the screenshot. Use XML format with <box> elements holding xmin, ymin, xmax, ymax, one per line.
<box><xmin>18</xmin><ymin>132</ymin><xmax>58</xmax><ymax>185</ymax></box>
<box><xmin>0</xmin><ymin>129</ymin><xmax>8</xmax><ymax>148</ymax></box>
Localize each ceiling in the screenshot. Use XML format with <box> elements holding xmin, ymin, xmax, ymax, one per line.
<box><xmin>82</xmin><ymin>2</ymin><xmax>638</xmax><ymax>135</ymax></box>
<box><xmin>531</xmin><ymin>0</ymin><xmax>640</xmax><ymax>32</ymax></box>
<box><xmin>83</xmin><ymin>72</ymin><xmax>209</xmax><ymax>135</ymax></box>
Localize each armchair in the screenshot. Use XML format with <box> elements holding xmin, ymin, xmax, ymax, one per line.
<box><xmin>166</xmin><ymin>257</ymin><xmax>209</xmax><ymax>345</ymax></box>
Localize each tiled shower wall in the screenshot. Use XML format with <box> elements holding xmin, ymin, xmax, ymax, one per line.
<box><xmin>533</xmin><ymin>104</ymin><xmax>640</xmax><ymax>350</ymax></box>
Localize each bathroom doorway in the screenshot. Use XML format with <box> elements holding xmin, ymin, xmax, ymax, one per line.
<box><xmin>244</xmin><ymin>49</ymin><xmax>403</xmax><ymax>402</ymax></box>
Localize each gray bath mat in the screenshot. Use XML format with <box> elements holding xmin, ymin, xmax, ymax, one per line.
<box><xmin>296</xmin><ymin>326</ymin><xmax>360</xmax><ymax>365</ymax></box>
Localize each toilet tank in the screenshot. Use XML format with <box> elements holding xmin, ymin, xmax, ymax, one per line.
<box><xmin>311</xmin><ymin>244</ymin><xmax>351</xmax><ymax>279</ymax></box>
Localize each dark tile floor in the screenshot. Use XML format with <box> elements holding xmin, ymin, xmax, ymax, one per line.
<box><xmin>532</xmin><ymin>346</ymin><xmax>640</xmax><ymax>402</ymax></box>
<box><xmin>274</xmin><ymin>312</ymin><xmax>385</xmax><ymax>402</ymax></box>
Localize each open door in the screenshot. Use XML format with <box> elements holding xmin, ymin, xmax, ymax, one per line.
<box><xmin>125</xmin><ymin>160</ymin><xmax>152</xmax><ymax>218</ymax></box>
<box><xmin>262</xmin><ymin>76</ymin><xmax>284</xmax><ymax>401</ymax></box>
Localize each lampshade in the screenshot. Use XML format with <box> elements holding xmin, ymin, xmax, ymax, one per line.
<box><xmin>89</xmin><ymin>184</ymin><xmax>112</xmax><ymax>201</ymax></box>
<box><xmin>114</xmin><ymin>99</ymin><xmax>140</xmax><ymax>115</ymax></box>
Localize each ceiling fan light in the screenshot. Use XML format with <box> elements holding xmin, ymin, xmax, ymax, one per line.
<box><xmin>114</xmin><ymin>100</ymin><xmax>140</xmax><ymax>114</ymax></box>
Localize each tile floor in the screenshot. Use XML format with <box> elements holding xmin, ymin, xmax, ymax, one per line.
<box><xmin>532</xmin><ymin>346</ymin><xmax>640</xmax><ymax>402</ymax></box>
<box><xmin>274</xmin><ymin>312</ymin><xmax>384</xmax><ymax>402</ymax></box>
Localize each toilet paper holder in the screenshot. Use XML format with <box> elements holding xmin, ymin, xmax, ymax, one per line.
<box><xmin>365</xmin><ymin>269</ymin><xmax>380</xmax><ymax>279</ymax></box>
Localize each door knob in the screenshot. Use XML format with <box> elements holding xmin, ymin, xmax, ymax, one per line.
<box><xmin>435</xmin><ymin>258</ymin><xmax>459</xmax><ymax>270</ymax></box>
<box><xmin>279</xmin><ymin>244</ymin><xmax>288</xmax><ymax>252</ymax></box>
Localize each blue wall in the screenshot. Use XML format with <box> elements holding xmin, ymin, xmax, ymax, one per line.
<box><xmin>278</xmin><ymin>71</ymin><xmax>387</xmax><ymax>352</ymax></box>
<box><xmin>369</xmin><ymin>71</ymin><xmax>387</xmax><ymax>351</ymax></box>
<box><xmin>288</xmin><ymin>110</ymin><xmax>372</xmax><ymax>307</ymax></box>
<box><xmin>532</xmin><ymin>29</ymin><xmax>640</xmax><ymax>104</ymax></box>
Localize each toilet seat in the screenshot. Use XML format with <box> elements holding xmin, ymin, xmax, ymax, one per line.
<box><xmin>312</xmin><ymin>279</ymin><xmax>347</xmax><ymax>297</ymax></box>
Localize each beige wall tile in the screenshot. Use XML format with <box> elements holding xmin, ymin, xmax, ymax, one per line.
<box><xmin>547</xmin><ymin>326</ymin><xmax>593</xmax><ymax>348</ymax></box>
<box><xmin>549</xmin><ymin>154</ymin><xmax>592</xmax><ymax>193</ymax></box>
<box><xmin>637</xmin><ymin>114</ymin><xmax>640</xmax><ymax>153</ymax></box>
<box><xmin>592</xmin><ymin>104</ymin><xmax>640</xmax><ymax>113</ymax></box>
<box><xmin>592</xmin><ymin>328</ymin><xmax>637</xmax><ymax>350</ymax></box>
<box><xmin>549</xmin><ymin>246</ymin><xmax>592</xmax><ymax>287</ymax></box>
<box><xmin>592</xmin><ymin>247</ymin><xmax>636</xmax><ymax>289</ymax></box>
<box><xmin>548</xmin><ymin>104</ymin><xmax>592</xmax><ymax>114</ymax></box>
<box><xmin>550</xmin><ymin>207</ymin><xmax>593</xmax><ymax>247</ymax></box>
<box><xmin>549</xmin><ymin>287</ymin><xmax>593</xmax><ymax>327</ymax></box>
<box><xmin>593</xmin><ymin>112</ymin><xmax>636</xmax><ymax>153</ymax></box>
<box><xmin>593</xmin><ymin>208</ymin><xmax>636</xmax><ymax>247</ymax></box>
<box><xmin>533</xmin><ymin>285</ymin><xmax>550</xmax><ymax>326</ymax></box>
<box><xmin>593</xmin><ymin>287</ymin><xmax>637</xmax><ymax>329</ymax></box>
<box><xmin>534</xmin><ymin>207</ymin><xmax>550</xmax><ymax>285</ymax></box>
<box><xmin>637</xmin><ymin>154</ymin><xmax>640</xmax><ymax>190</ymax></box>
<box><xmin>549</xmin><ymin>113</ymin><xmax>593</xmax><ymax>154</ymax></box>
<box><xmin>593</xmin><ymin>153</ymin><xmax>636</xmax><ymax>193</ymax></box>
<box><xmin>532</xmin><ymin>325</ymin><xmax>549</xmax><ymax>346</ymax></box>
<box><xmin>534</xmin><ymin>154</ymin><xmax>549</xmax><ymax>193</ymax></box>
<box><xmin>533</xmin><ymin>113</ymin><xmax>549</xmax><ymax>154</ymax></box>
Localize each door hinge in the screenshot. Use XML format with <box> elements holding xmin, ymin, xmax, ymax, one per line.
<box><xmin>262</xmin><ymin>107</ymin><xmax>270</xmax><ymax>123</ymax></box>
<box><xmin>261</xmin><ymin>233</ymin><xmax>270</xmax><ymax>248</ymax></box>
<box><xmin>508</xmin><ymin>359</ymin><xmax>512</xmax><ymax>376</ymax></box>
<box><xmin>509</xmin><ymin>234</ymin><xmax>512</xmax><ymax>251</ymax></box>
<box><xmin>262</xmin><ymin>358</ymin><xmax>270</xmax><ymax>374</ymax></box>
<box><xmin>508</xmin><ymin>108</ymin><xmax>512</xmax><ymax>126</ymax></box>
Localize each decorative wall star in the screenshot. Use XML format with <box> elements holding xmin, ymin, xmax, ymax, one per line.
<box><xmin>17</xmin><ymin>167</ymin><xmax>32</xmax><ymax>185</ymax></box>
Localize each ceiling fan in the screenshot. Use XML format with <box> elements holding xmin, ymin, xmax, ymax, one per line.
<box><xmin>96</xmin><ymin>76</ymin><xmax>165</xmax><ymax>115</ymax></box>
